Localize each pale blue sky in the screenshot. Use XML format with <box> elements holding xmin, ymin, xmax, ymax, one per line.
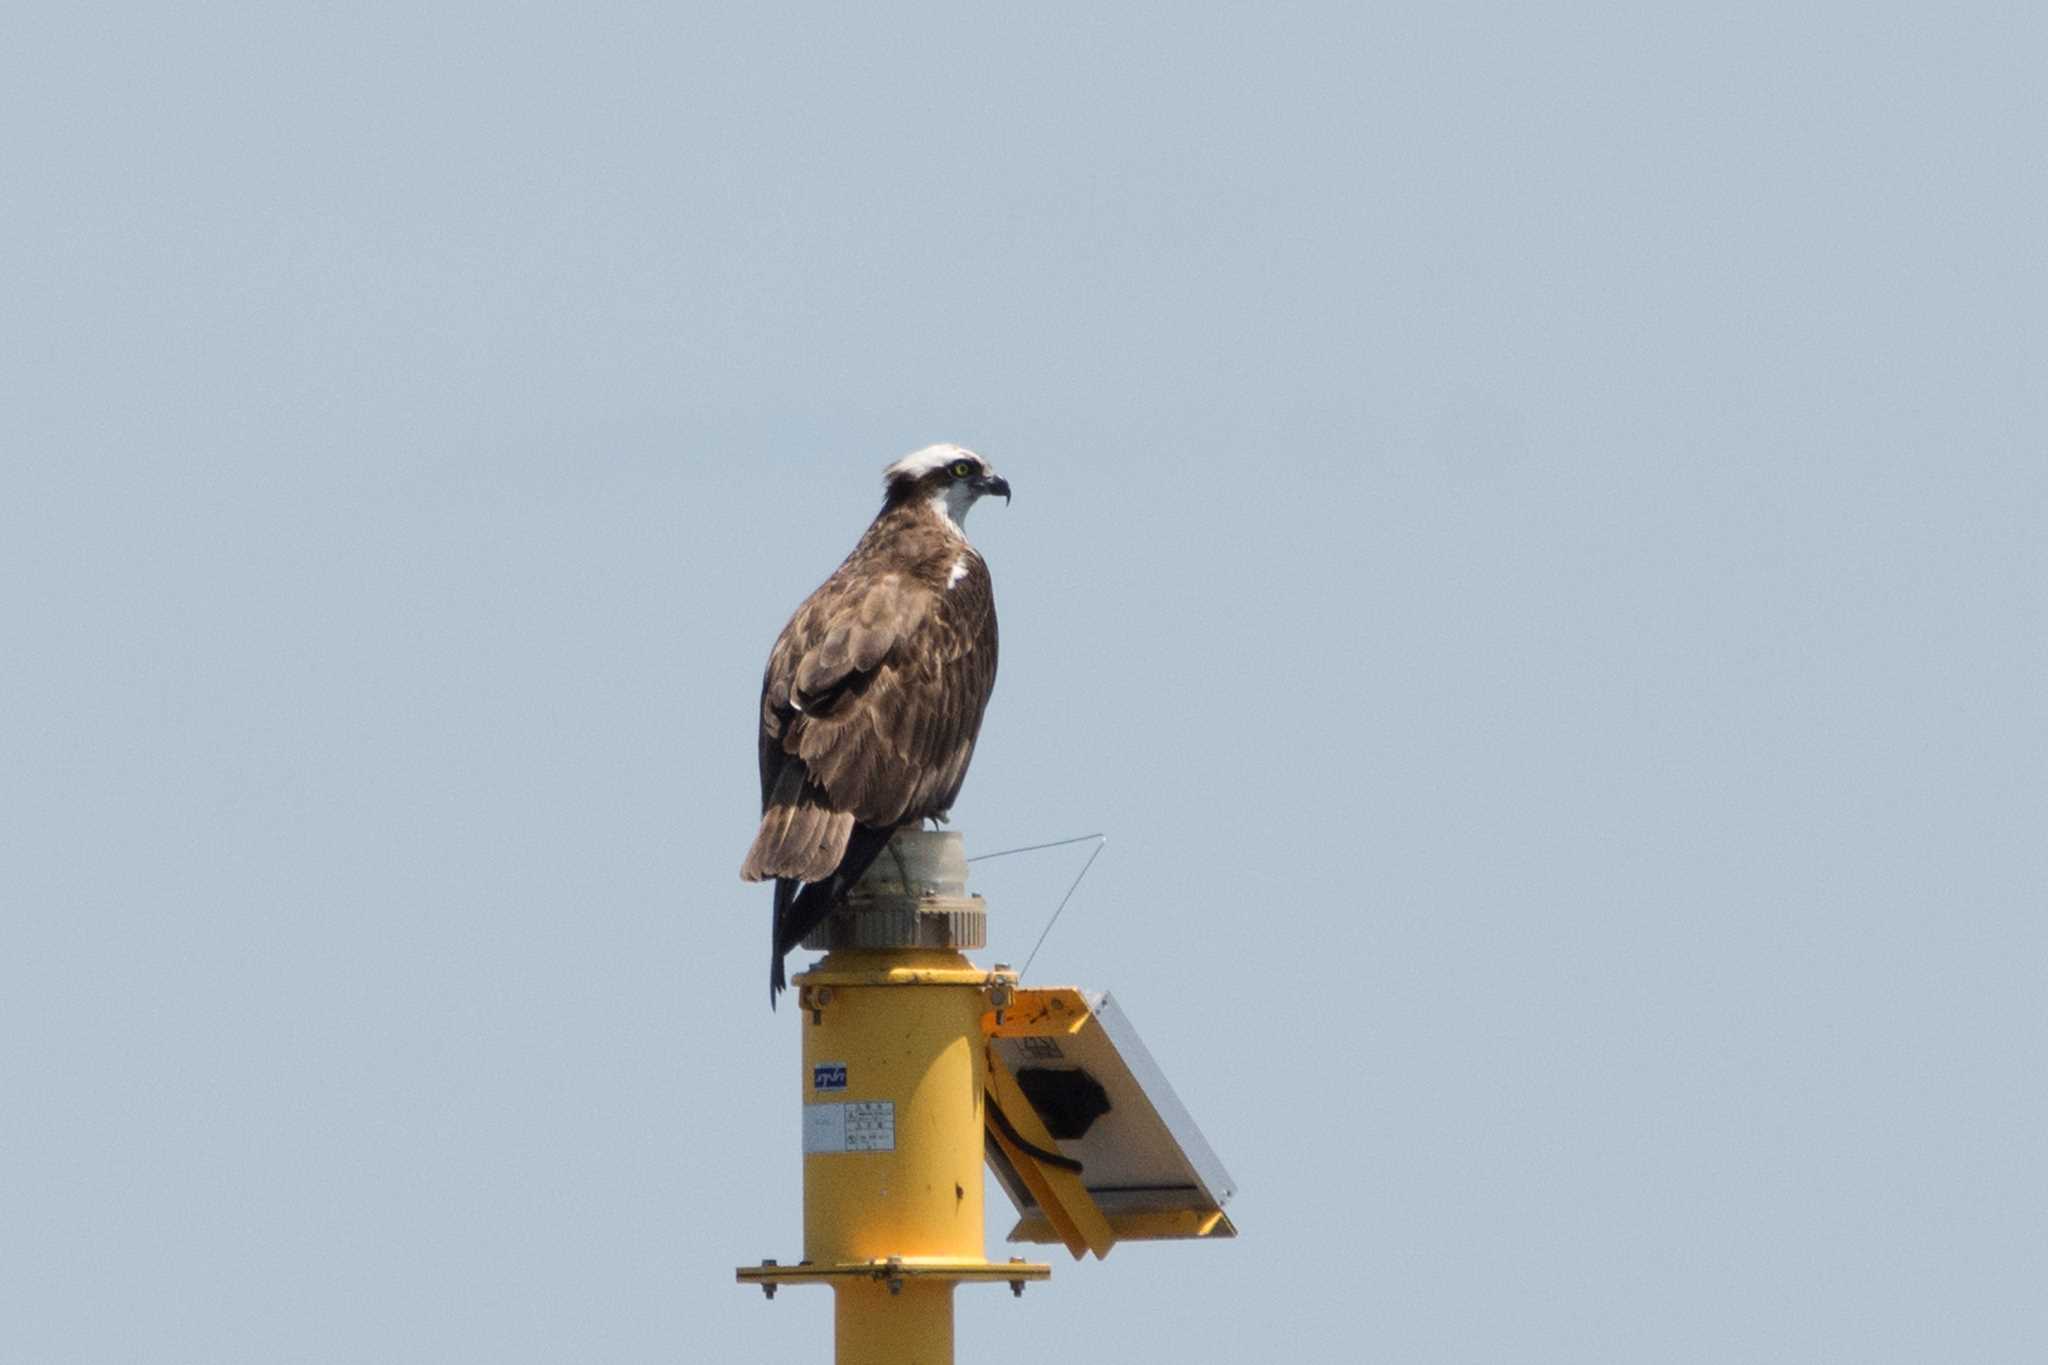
<box><xmin>4</xmin><ymin>4</ymin><xmax>2044</xmax><ymax>1362</ymax></box>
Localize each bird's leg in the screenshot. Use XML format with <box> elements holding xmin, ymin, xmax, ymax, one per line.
<box><xmin>887</xmin><ymin>838</ymin><xmax>914</xmax><ymax>891</ymax></box>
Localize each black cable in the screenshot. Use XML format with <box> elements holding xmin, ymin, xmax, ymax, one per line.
<box><xmin>985</xmin><ymin>1092</ymin><xmax>1084</xmax><ymax>1174</ymax></box>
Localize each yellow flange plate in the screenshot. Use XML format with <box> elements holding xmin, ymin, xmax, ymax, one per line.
<box><xmin>736</xmin><ymin>1258</ymin><xmax>1051</xmax><ymax>1289</ymax></box>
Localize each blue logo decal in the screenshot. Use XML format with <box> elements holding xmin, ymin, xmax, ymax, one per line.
<box><xmin>813</xmin><ymin>1063</ymin><xmax>848</xmax><ymax>1093</ymax></box>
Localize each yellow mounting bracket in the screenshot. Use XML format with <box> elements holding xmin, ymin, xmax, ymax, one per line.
<box><xmin>980</xmin><ymin>987</ymin><xmax>1238</xmax><ymax>1260</ymax></box>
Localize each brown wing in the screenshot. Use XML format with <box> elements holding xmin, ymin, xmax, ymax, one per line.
<box><xmin>741</xmin><ymin>557</ymin><xmax>998</xmax><ymax>883</ymax></box>
<box><xmin>796</xmin><ymin>556</ymin><xmax>997</xmax><ymax>823</ymax></box>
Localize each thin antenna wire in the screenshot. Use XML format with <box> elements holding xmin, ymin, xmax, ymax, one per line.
<box><xmin>1020</xmin><ymin>836</ymin><xmax>1107</xmax><ymax>978</ymax></box>
<box><xmin>967</xmin><ymin>832</ymin><xmax>1108</xmax><ymax>863</ymax></box>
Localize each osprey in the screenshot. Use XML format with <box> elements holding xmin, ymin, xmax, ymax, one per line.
<box><xmin>742</xmin><ymin>444</ymin><xmax>1010</xmax><ymax>1003</ymax></box>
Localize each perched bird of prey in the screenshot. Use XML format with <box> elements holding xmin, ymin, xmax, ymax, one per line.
<box><xmin>742</xmin><ymin>445</ymin><xmax>1010</xmax><ymax>1003</ymax></box>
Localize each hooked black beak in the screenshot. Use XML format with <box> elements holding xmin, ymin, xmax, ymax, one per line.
<box><xmin>975</xmin><ymin>474</ymin><xmax>1012</xmax><ymax>505</ymax></box>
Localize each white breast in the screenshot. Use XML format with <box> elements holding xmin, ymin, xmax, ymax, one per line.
<box><xmin>947</xmin><ymin>555</ymin><xmax>971</xmax><ymax>589</ymax></box>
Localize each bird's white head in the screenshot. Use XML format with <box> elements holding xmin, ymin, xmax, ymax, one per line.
<box><xmin>882</xmin><ymin>444</ymin><xmax>1013</xmax><ymax>532</ymax></box>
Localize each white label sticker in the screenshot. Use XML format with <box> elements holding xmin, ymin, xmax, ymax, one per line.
<box><xmin>803</xmin><ymin>1101</ymin><xmax>896</xmax><ymax>1154</ymax></box>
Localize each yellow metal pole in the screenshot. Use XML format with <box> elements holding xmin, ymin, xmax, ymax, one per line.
<box><xmin>801</xmin><ymin>948</ymin><xmax>987</xmax><ymax>1365</ymax></box>
<box><xmin>736</xmin><ymin>833</ymin><xmax>1049</xmax><ymax>1361</ymax></box>
<box><xmin>833</xmin><ymin>1280</ymin><xmax>953</xmax><ymax>1364</ymax></box>
<box><xmin>802</xmin><ymin>949</ymin><xmax>988</xmax><ymax>1263</ymax></box>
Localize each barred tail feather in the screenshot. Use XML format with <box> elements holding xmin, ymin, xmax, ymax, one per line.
<box><xmin>742</xmin><ymin>801</ymin><xmax>854</xmax><ymax>884</ymax></box>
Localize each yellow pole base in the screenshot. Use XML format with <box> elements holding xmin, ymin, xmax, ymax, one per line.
<box><xmin>834</xmin><ymin>1280</ymin><xmax>953</xmax><ymax>1365</ymax></box>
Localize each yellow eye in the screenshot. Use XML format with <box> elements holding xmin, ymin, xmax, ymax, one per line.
<box><xmin>948</xmin><ymin>460</ymin><xmax>975</xmax><ymax>479</ymax></box>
